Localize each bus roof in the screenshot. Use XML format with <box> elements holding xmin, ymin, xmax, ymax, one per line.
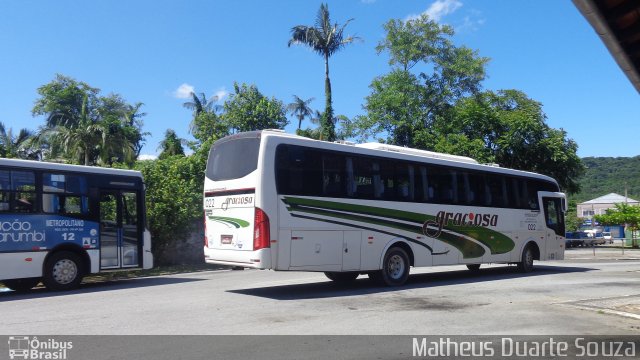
<box><xmin>0</xmin><ymin>158</ymin><xmax>143</xmax><ymax>178</ymax></box>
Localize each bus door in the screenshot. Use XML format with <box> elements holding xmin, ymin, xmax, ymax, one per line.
<box><xmin>99</xmin><ymin>190</ymin><xmax>141</xmax><ymax>269</ymax></box>
<box><xmin>539</xmin><ymin>192</ymin><xmax>566</xmax><ymax>260</ymax></box>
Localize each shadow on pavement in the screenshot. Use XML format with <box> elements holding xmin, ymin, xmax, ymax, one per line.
<box><xmin>0</xmin><ymin>276</ymin><xmax>207</xmax><ymax>301</ymax></box>
<box><xmin>228</xmin><ymin>264</ymin><xmax>596</xmax><ymax>300</ymax></box>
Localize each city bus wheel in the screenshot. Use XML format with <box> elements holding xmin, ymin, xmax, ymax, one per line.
<box><xmin>466</xmin><ymin>264</ymin><xmax>481</xmax><ymax>271</ymax></box>
<box><xmin>380</xmin><ymin>247</ymin><xmax>410</xmax><ymax>286</ymax></box>
<box><xmin>517</xmin><ymin>244</ymin><xmax>535</xmax><ymax>273</ymax></box>
<box><xmin>43</xmin><ymin>251</ymin><xmax>85</xmax><ymax>291</ymax></box>
<box><xmin>324</xmin><ymin>272</ymin><xmax>359</xmax><ymax>283</ymax></box>
<box><xmin>2</xmin><ymin>278</ymin><xmax>41</xmax><ymax>292</ymax></box>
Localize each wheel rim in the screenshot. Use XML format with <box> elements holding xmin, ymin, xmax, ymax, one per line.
<box><xmin>525</xmin><ymin>249</ymin><xmax>533</xmax><ymax>268</ymax></box>
<box><xmin>52</xmin><ymin>259</ymin><xmax>78</xmax><ymax>285</ymax></box>
<box><xmin>387</xmin><ymin>254</ymin><xmax>405</xmax><ymax>280</ymax></box>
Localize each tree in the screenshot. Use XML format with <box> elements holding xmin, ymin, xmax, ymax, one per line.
<box><xmin>135</xmin><ymin>154</ymin><xmax>207</xmax><ymax>264</ymax></box>
<box><xmin>287</xmin><ymin>95</ymin><xmax>315</xmax><ymax>130</ymax></box>
<box><xmin>288</xmin><ymin>3</ymin><xmax>359</xmax><ymax>141</ymax></box>
<box><xmin>32</xmin><ymin>75</ymin><xmax>146</xmax><ymax>166</ymax></box>
<box><xmin>39</xmin><ymin>94</ymin><xmax>104</xmax><ymax>165</ymax></box>
<box><xmin>158</xmin><ymin>129</ymin><xmax>186</xmax><ymax>159</ymax></box>
<box><xmin>432</xmin><ymin>90</ymin><xmax>584</xmax><ymax>193</ymax></box>
<box><xmin>32</xmin><ymin>74</ymin><xmax>100</xmax><ymax>129</ymax></box>
<box><xmin>0</xmin><ymin>122</ymin><xmax>35</xmax><ymax>159</ymax></box>
<box><xmin>595</xmin><ymin>203</ymin><xmax>640</xmax><ymax>248</ymax></box>
<box><xmin>356</xmin><ymin>15</ymin><xmax>488</xmax><ymax>147</ymax></box>
<box><xmin>183</xmin><ymin>92</ymin><xmax>222</xmax><ymax>136</ymax></box>
<box><xmin>222</xmin><ymin>82</ymin><xmax>288</xmax><ymax>133</ymax></box>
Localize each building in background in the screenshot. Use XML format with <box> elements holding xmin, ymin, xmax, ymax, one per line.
<box><xmin>577</xmin><ymin>192</ymin><xmax>639</xmax><ymax>218</ymax></box>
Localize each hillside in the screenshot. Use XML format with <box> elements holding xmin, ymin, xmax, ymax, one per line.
<box><xmin>573</xmin><ymin>156</ymin><xmax>640</xmax><ymax>203</ymax></box>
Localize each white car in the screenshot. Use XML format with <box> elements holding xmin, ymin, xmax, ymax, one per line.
<box><xmin>602</xmin><ymin>232</ymin><xmax>613</xmax><ymax>244</ymax></box>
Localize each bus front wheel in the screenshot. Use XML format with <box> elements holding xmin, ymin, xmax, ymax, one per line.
<box><xmin>379</xmin><ymin>247</ymin><xmax>410</xmax><ymax>286</ymax></box>
<box><xmin>517</xmin><ymin>244</ymin><xmax>535</xmax><ymax>273</ymax></box>
<box><xmin>2</xmin><ymin>278</ymin><xmax>41</xmax><ymax>292</ymax></box>
<box><xmin>43</xmin><ymin>251</ymin><xmax>85</xmax><ymax>291</ymax></box>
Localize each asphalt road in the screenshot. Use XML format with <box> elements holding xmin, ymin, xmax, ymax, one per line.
<box><xmin>1</xmin><ymin>248</ymin><xmax>639</xmax><ymax>336</ymax></box>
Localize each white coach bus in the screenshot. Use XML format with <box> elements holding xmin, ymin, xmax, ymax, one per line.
<box><xmin>203</xmin><ymin>130</ymin><xmax>566</xmax><ymax>286</ymax></box>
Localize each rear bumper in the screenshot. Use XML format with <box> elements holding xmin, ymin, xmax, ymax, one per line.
<box><xmin>203</xmin><ymin>247</ymin><xmax>271</xmax><ymax>269</ymax></box>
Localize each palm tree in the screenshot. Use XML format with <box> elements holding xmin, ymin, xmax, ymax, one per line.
<box><xmin>0</xmin><ymin>122</ymin><xmax>35</xmax><ymax>159</ymax></box>
<box><xmin>287</xmin><ymin>95</ymin><xmax>315</xmax><ymax>130</ymax></box>
<box><xmin>38</xmin><ymin>95</ymin><xmax>104</xmax><ymax>165</ymax></box>
<box><xmin>158</xmin><ymin>129</ymin><xmax>187</xmax><ymax>159</ymax></box>
<box><xmin>288</xmin><ymin>3</ymin><xmax>359</xmax><ymax>141</ymax></box>
<box><xmin>183</xmin><ymin>92</ymin><xmax>222</xmax><ymax>134</ymax></box>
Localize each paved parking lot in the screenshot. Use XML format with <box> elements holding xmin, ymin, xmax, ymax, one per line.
<box><xmin>1</xmin><ymin>247</ymin><xmax>639</xmax><ymax>335</ymax></box>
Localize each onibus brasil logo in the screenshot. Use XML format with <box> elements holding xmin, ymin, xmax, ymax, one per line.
<box><xmin>8</xmin><ymin>336</ymin><xmax>73</xmax><ymax>360</ymax></box>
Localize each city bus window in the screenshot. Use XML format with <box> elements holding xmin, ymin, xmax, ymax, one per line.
<box><xmin>7</xmin><ymin>171</ymin><xmax>36</xmax><ymax>213</ymax></box>
<box><xmin>42</xmin><ymin>173</ymin><xmax>89</xmax><ymax>215</ymax></box>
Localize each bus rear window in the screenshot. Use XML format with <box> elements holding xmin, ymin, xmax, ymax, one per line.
<box><xmin>207</xmin><ymin>137</ymin><xmax>261</xmax><ymax>181</ymax></box>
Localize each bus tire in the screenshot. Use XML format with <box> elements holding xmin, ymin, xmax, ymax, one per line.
<box><xmin>466</xmin><ymin>264</ymin><xmax>481</xmax><ymax>271</ymax></box>
<box><xmin>43</xmin><ymin>251</ymin><xmax>85</xmax><ymax>291</ymax></box>
<box><xmin>517</xmin><ymin>244</ymin><xmax>535</xmax><ymax>273</ymax></box>
<box><xmin>380</xmin><ymin>247</ymin><xmax>410</xmax><ymax>286</ymax></box>
<box><xmin>324</xmin><ymin>272</ymin><xmax>358</xmax><ymax>283</ymax></box>
<box><xmin>2</xmin><ymin>278</ymin><xmax>41</xmax><ymax>292</ymax></box>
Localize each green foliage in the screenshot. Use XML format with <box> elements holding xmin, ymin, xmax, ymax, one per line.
<box><xmin>595</xmin><ymin>203</ymin><xmax>640</xmax><ymax>247</ymax></box>
<box><xmin>158</xmin><ymin>129</ymin><xmax>186</xmax><ymax>159</ymax></box>
<box><xmin>287</xmin><ymin>95</ymin><xmax>315</xmax><ymax>130</ymax></box>
<box><xmin>222</xmin><ymin>82</ymin><xmax>288</xmax><ymax>132</ymax></box>
<box><xmin>575</xmin><ymin>157</ymin><xmax>640</xmax><ymax>203</ymax></box>
<box><xmin>190</xmin><ymin>111</ymin><xmax>228</xmax><ymax>145</ymax></box>
<box><xmin>376</xmin><ymin>15</ymin><xmax>454</xmax><ymax>71</ymax></box>
<box><xmin>32</xmin><ymin>74</ymin><xmax>146</xmax><ymax>167</ymax></box>
<box><xmin>32</xmin><ymin>74</ymin><xmax>100</xmax><ymax>128</ymax></box>
<box><xmin>356</xmin><ymin>15</ymin><xmax>488</xmax><ymax>147</ymax></box>
<box><xmin>135</xmin><ymin>154</ymin><xmax>206</xmax><ymax>265</ymax></box>
<box><xmin>288</xmin><ymin>3</ymin><xmax>359</xmax><ymax>141</ymax></box>
<box><xmin>355</xmin><ymin>70</ymin><xmax>426</xmax><ymax>146</ymax></box>
<box><xmin>434</xmin><ymin>90</ymin><xmax>584</xmax><ymax>194</ymax></box>
<box><xmin>0</xmin><ymin>122</ymin><xmax>36</xmax><ymax>159</ymax></box>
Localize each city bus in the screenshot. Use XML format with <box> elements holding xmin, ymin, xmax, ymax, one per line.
<box><xmin>203</xmin><ymin>130</ymin><xmax>566</xmax><ymax>286</ymax></box>
<box><xmin>0</xmin><ymin>159</ymin><xmax>153</xmax><ymax>291</ymax></box>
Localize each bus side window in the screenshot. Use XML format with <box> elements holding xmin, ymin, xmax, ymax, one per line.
<box><xmin>42</xmin><ymin>173</ymin><xmax>89</xmax><ymax>215</ymax></box>
<box><xmin>322</xmin><ymin>153</ymin><xmax>345</xmax><ymax>198</ymax></box>
<box><xmin>0</xmin><ymin>170</ymin><xmax>10</xmax><ymax>211</ymax></box>
<box><xmin>11</xmin><ymin>171</ymin><xmax>36</xmax><ymax>213</ymax></box>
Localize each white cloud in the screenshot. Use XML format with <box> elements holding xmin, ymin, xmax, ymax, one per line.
<box><xmin>213</xmin><ymin>87</ymin><xmax>229</xmax><ymax>102</ymax></box>
<box><xmin>458</xmin><ymin>11</ymin><xmax>486</xmax><ymax>33</ymax></box>
<box><xmin>173</xmin><ymin>83</ymin><xmax>195</xmax><ymax>99</ymax></box>
<box><xmin>407</xmin><ymin>0</ymin><xmax>463</xmax><ymax>22</ymax></box>
<box><xmin>138</xmin><ymin>154</ymin><xmax>158</xmax><ymax>161</ymax></box>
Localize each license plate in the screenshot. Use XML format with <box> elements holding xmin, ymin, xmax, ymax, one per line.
<box><xmin>221</xmin><ymin>235</ymin><xmax>233</xmax><ymax>244</ymax></box>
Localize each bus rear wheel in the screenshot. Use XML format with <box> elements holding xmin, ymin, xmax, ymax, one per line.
<box><xmin>43</xmin><ymin>251</ymin><xmax>85</xmax><ymax>291</ymax></box>
<box><xmin>3</xmin><ymin>278</ymin><xmax>41</xmax><ymax>292</ymax></box>
<box><xmin>380</xmin><ymin>247</ymin><xmax>410</xmax><ymax>286</ymax></box>
<box><xmin>466</xmin><ymin>264</ymin><xmax>481</xmax><ymax>271</ymax></box>
<box><xmin>324</xmin><ymin>272</ymin><xmax>359</xmax><ymax>283</ymax></box>
<box><xmin>517</xmin><ymin>244</ymin><xmax>535</xmax><ymax>273</ymax></box>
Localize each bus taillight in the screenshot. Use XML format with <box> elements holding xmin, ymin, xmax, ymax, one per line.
<box><xmin>254</xmin><ymin>207</ymin><xmax>270</xmax><ymax>250</ymax></box>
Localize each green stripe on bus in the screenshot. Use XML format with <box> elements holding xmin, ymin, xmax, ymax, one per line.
<box><xmin>282</xmin><ymin>197</ymin><xmax>486</xmax><ymax>258</ymax></box>
<box><xmin>208</xmin><ymin>216</ymin><xmax>250</xmax><ymax>228</ymax></box>
<box><xmin>282</xmin><ymin>196</ymin><xmax>514</xmax><ymax>256</ymax></box>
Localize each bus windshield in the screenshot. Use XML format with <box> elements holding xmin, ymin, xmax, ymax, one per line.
<box><xmin>207</xmin><ymin>136</ymin><xmax>261</xmax><ymax>181</ymax></box>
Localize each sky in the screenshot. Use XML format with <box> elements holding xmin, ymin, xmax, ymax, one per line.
<box><xmin>0</xmin><ymin>0</ymin><xmax>638</xmax><ymax>159</ymax></box>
